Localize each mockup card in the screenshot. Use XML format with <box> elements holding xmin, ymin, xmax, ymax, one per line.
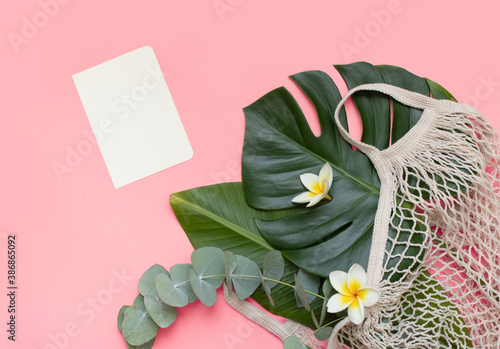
<box><xmin>72</xmin><ymin>46</ymin><xmax>193</xmax><ymax>188</ymax></box>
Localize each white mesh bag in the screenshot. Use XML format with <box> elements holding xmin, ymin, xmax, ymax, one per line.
<box><xmin>327</xmin><ymin>83</ymin><xmax>500</xmax><ymax>349</ymax></box>
<box><xmin>225</xmin><ymin>83</ymin><xmax>500</xmax><ymax>349</ymax></box>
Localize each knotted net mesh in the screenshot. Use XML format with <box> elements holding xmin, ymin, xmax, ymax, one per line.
<box><xmin>332</xmin><ymin>85</ymin><xmax>500</xmax><ymax>348</ymax></box>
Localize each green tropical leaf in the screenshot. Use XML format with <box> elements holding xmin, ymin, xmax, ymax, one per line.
<box><xmin>242</xmin><ymin>62</ymin><xmax>453</xmax><ymax>278</ymax></box>
<box><xmin>425</xmin><ymin>78</ymin><xmax>457</xmax><ymax>101</ymax></box>
<box><xmin>376</xmin><ymin>64</ymin><xmax>429</xmax><ymax>144</ymax></box>
<box><xmin>170</xmin><ymin>182</ymin><xmax>337</xmax><ymax>328</ymax></box>
<box><xmin>169</xmin><ymin>63</ymin><xmax>461</xmax><ymax>333</ymax></box>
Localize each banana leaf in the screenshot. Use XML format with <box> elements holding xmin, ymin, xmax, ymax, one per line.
<box><xmin>170</xmin><ymin>182</ymin><xmax>338</xmax><ymax>328</ymax></box>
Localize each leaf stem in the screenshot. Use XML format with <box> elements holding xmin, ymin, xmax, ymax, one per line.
<box><xmin>265</xmin><ymin>277</ymin><xmax>325</xmax><ymax>299</ymax></box>
<box><xmin>202</xmin><ymin>274</ymin><xmax>325</xmax><ymax>299</ymax></box>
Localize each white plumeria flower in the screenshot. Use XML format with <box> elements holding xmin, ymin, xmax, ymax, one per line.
<box><xmin>326</xmin><ymin>263</ymin><xmax>380</xmax><ymax>325</ymax></box>
<box><xmin>292</xmin><ymin>163</ymin><xmax>333</xmax><ymax>207</ymax></box>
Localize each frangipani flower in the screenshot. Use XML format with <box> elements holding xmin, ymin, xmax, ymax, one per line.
<box><xmin>292</xmin><ymin>163</ymin><xmax>333</xmax><ymax>207</ymax></box>
<box><xmin>326</xmin><ymin>263</ymin><xmax>380</xmax><ymax>325</ymax></box>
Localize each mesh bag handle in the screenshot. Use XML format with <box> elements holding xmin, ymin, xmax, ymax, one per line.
<box><xmin>332</xmin><ymin>83</ymin><xmax>477</xmax><ymax>155</ymax></box>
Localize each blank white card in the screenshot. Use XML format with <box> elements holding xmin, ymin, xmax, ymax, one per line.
<box><xmin>73</xmin><ymin>46</ymin><xmax>193</xmax><ymax>188</ymax></box>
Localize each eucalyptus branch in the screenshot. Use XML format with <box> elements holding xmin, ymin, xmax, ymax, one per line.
<box><xmin>118</xmin><ymin>248</ymin><xmax>330</xmax><ymax>348</ymax></box>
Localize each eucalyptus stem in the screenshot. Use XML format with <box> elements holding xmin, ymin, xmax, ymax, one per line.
<box><xmin>203</xmin><ymin>274</ymin><xmax>325</xmax><ymax>299</ymax></box>
<box><xmin>318</xmin><ymin>316</ymin><xmax>345</xmax><ymax>329</ymax></box>
<box><xmin>120</xmin><ymin>248</ymin><xmax>331</xmax><ymax>348</ymax></box>
<box><xmin>264</xmin><ymin>276</ymin><xmax>325</xmax><ymax>300</ymax></box>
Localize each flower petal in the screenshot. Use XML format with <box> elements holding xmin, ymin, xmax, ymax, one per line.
<box><xmin>299</xmin><ymin>173</ymin><xmax>320</xmax><ymax>194</ymax></box>
<box><xmin>327</xmin><ymin>293</ymin><xmax>354</xmax><ymax>313</ymax></box>
<box><xmin>347</xmin><ymin>263</ymin><xmax>367</xmax><ymax>293</ymax></box>
<box><xmin>292</xmin><ymin>191</ymin><xmax>315</xmax><ymax>203</ymax></box>
<box><xmin>357</xmin><ymin>286</ymin><xmax>380</xmax><ymax>307</ymax></box>
<box><xmin>329</xmin><ymin>271</ymin><xmax>351</xmax><ymax>296</ymax></box>
<box><xmin>306</xmin><ymin>193</ymin><xmax>324</xmax><ymax>207</ymax></box>
<box><xmin>348</xmin><ymin>297</ymin><xmax>365</xmax><ymax>325</ymax></box>
<box><xmin>318</xmin><ymin>163</ymin><xmax>333</xmax><ymax>191</ymax></box>
<box><xmin>317</xmin><ymin>179</ymin><xmax>327</xmax><ymax>195</ymax></box>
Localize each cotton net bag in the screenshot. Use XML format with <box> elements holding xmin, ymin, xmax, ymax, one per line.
<box><xmin>224</xmin><ymin>83</ymin><xmax>500</xmax><ymax>348</ymax></box>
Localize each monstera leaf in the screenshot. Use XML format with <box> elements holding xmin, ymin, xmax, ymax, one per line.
<box><xmin>170</xmin><ymin>61</ymin><xmax>455</xmax><ymax>326</ymax></box>
<box><xmin>241</xmin><ymin>62</ymin><xmax>455</xmax><ymax>277</ymax></box>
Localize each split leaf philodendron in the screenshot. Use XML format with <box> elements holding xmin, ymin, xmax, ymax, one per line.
<box><xmin>118</xmin><ymin>62</ymin><xmax>473</xmax><ymax>348</ymax></box>
<box><xmin>242</xmin><ymin>63</ymin><xmax>450</xmax><ymax>278</ymax></box>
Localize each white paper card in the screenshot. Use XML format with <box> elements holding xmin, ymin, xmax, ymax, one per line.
<box><xmin>73</xmin><ymin>46</ymin><xmax>193</xmax><ymax>188</ymax></box>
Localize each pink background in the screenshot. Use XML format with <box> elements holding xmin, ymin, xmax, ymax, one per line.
<box><xmin>1</xmin><ymin>0</ymin><xmax>499</xmax><ymax>348</ymax></box>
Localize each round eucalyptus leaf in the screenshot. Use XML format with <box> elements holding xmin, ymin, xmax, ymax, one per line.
<box><xmin>283</xmin><ymin>336</ymin><xmax>310</xmax><ymax>349</ymax></box>
<box><xmin>224</xmin><ymin>250</ymin><xmax>237</xmax><ymax>296</ymax></box>
<box><xmin>294</xmin><ymin>273</ymin><xmax>311</xmax><ymax>312</ymax></box>
<box><xmin>122</xmin><ymin>306</ymin><xmax>159</xmax><ymax>346</ymax></box>
<box><xmin>231</xmin><ymin>255</ymin><xmax>261</xmax><ymax>300</ymax></box>
<box><xmin>295</xmin><ymin>269</ymin><xmax>320</xmax><ymax>308</ymax></box>
<box><xmin>126</xmin><ymin>337</ymin><xmax>155</xmax><ymax>349</ymax></box>
<box><xmin>259</xmin><ymin>268</ymin><xmax>275</xmax><ymax>306</ymax></box>
<box><xmin>133</xmin><ymin>294</ymin><xmax>146</xmax><ymax>311</ymax></box>
<box><xmin>314</xmin><ymin>327</ymin><xmax>333</xmax><ymax>341</ymax></box>
<box><xmin>144</xmin><ymin>294</ymin><xmax>177</xmax><ymax>328</ymax></box>
<box><xmin>170</xmin><ymin>264</ymin><xmax>198</xmax><ymax>304</ymax></box>
<box><xmin>319</xmin><ymin>294</ymin><xmax>329</xmax><ymax>327</ymax></box>
<box><xmin>117</xmin><ymin>306</ymin><xmax>130</xmax><ymax>331</ymax></box>
<box><xmin>320</xmin><ymin>278</ymin><xmax>334</xmax><ymax>326</ymax></box>
<box><xmin>263</xmin><ymin>250</ymin><xmax>285</xmax><ymax>290</ymax></box>
<box><xmin>188</xmin><ymin>268</ymin><xmax>218</xmax><ymax>306</ymax></box>
<box><xmin>139</xmin><ymin>264</ymin><xmax>169</xmax><ymax>297</ymax></box>
<box><xmin>310</xmin><ymin>309</ymin><xmax>319</xmax><ymax>329</ymax></box>
<box><xmin>191</xmin><ymin>247</ymin><xmax>225</xmax><ymax>288</ymax></box>
<box><xmin>156</xmin><ymin>273</ymin><xmax>189</xmax><ymax>308</ymax></box>
<box><xmin>322</xmin><ymin>278</ymin><xmax>333</xmax><ymax>298</ymax></box>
